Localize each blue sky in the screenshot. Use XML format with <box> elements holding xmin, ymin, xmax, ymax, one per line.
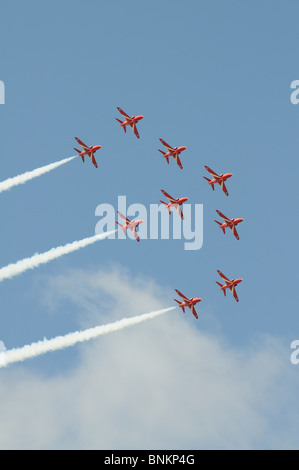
<box><xmin>0</xmin><ymin>0</ymin><xmax>298</xmax><ymax>449</ymax></box>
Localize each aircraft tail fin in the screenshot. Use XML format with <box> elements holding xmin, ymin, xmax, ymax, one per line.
<box><xmin>174</xmin><ymin>299</ymin><xmax>185</xmax><ymax>312</ymax></box>
<box><xmin>203</xmin><ymin>177</ymin><xmax>214</xmax><ymax>190</ymax></box>
<box><xmin>74</xmin><ymin>148</ymin><xmax>84</xmax><ymax>162</ymax></box>
<box><xmin>158</xmin><ymin>149</ymin><xmax>169</xmax><ymax>163</ymax></box>
<box><xmin>116</xmin><ymin>118</ymin><xmax>126</xmax><ymax>133</ymax></box>
<box><xmin>158</xmin><ymin>150</ymin><xmax>169</xmax><ymax>164</ymax></box>
<box><xmin>116</xmin><ymin>222</ymin><xmax>127</xmax><ymax>235</ymax></box>
<box><xmin>158</xmin><ymin>149</ymin><xmax>167</xmax><ymax>160</ymax></box>
<box><xmin>215</xmin><ymin>220</ymin><xmax>225</xmax><ymax>234</ymax></box>
<box><xmin>160</xmin><ymin>200</ymin><xmax>171</xmax><ymax>214</ymax></box>
<box><xmin>216</xmin><ymin>282</ymin><xmax>226</xmax><ymax>296</ymax></box>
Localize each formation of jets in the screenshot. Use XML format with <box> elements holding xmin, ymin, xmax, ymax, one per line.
<box><xmin>74</xmin><ymin>106</ymin><xmax>243</xmax><ymax>319</ymax></box>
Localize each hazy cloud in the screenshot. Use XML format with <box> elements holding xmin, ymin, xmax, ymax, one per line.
<box><xmin>0</xmin><ymin>266</ymin><xmax>298</xmax><ymax>450</ymax></box>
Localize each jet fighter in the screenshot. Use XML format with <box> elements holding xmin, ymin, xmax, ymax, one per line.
<box><xmin>174</xmin><ymin>289</ymin><xmax>202</xmax><ymax>319</ymax></box>
<box><xmin>160</xmin><ymin>189</ymin><xmax>188</xmax><ymax>220</ymax></box>
<box><xmin>214</xmin><ymin>210</ymin><xmax>244</xmax><ymax>240</ymax></box>
<box><xmin>158</xmin><ymin>138</ymin><xmax>186</xmax><ymax>170</ymax></box>
<box><xmin>115</xmin><ymin>107</ymin><xmax>144</xmax><ymax>139</ymax></box>
<box><xmin>216</xmin><ymin>270</ymin><xmax>243</xmax><ymax>302</ymax></box>
<box><xmin>203</xmin><ymin>166</ymin><xmax>233</xmax><ymax>196</ymax></box>
<box><xmin>116</xmin><ymin>211</ymin><xmax>143</xmax><ymax>242</ymax></box>
<box><xmin>74</xmin><ymin>137</ymin><xmax>101</xmax><ymax>168</ymax></box>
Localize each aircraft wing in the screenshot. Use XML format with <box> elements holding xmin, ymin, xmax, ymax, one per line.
<box><xmin>91</xmin><ymin>153</ymin><xmax>98</xmax><ymax>168</ymax></box>
<box><xmin>161</xmin><ymin>190</ymin><xmax>176</xmax><ymax>203</ymax></box>
<box><xmin>75</xmin><ymin>137</ymin><xmax>89</xmax><ymax>151</ymax></box>
<box><xmin>117</xmin><ymin>107</ymin><xmax>131</xmax><ymax>119</ymax></box>
<box><xmin>130</xmin><ymin>122</ymin><xmax>140</xmax><ymax>139</ymax></box>
<box><xmin>217</xmin><ymin>270</ymin><xmax>230</xmax><ymax>282</ymax></box>
<box><xmin>220</xmin><ymin>181</ymin><xmax>229</xmax><ymax>196</ymax></box>
<box><xmin>204</xmin><ymin>166</ymin><xmax>219</xmax><ymax>178</ymax></box>
<box><xmin>174</xmin><ymin>154</ymin><xmax>183</xmax><ymax>170</ymax></box>
<box><xmin>159</xmin><ymin>138</ymin><xmax>173</xmax><ymax>151</ymax></box>
<box><xmin>216</xmin><ymin>210</ymin><xmax>231</xmax><ymax>223</ymax></box>
<box><xmin>190</xmin><ymin>304</ymin><xmax>198</xmax><ymax>319</ymax></box>
<box><xmin>132</xmin><ymin>227</ymin><xmax>140</xmax><ymax>242</ymax></box>
<box><xmin>117</xmin><ymin>211</ymin><xmax>131</xmax><ymax>224</ymax></box>
<box><xmin>175</xmin><ymin>289</ymin><xmax>189</xmax><ymax>301</ymax></box>
<box><xmin>230</xmin><ymin>285</ymin><xmax>239</xmax><ymax>302</ymax></box>
<box><xmin>230</xmin><ymin>225</ymin><xmax>239</xmax><ymax>240</ymax></box>
<box><xmin>175</xmin><ymin>204</ymin><xmax>184</xmax><ymax>220</ymax></box>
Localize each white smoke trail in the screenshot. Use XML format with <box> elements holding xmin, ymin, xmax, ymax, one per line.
<box><xmin>0</xmin><ymin>156</ymin><xmax>77</xmax><ymax>194</ymax></box>
<box><xmin>0</xmin><ymin>230</ymin><xmax>117</xmax><ymax>283</ymax></box>
<box><xmin>0</xmin><ymin>307</ymin><xmax>176</xmax><ymax>368</ymax></box>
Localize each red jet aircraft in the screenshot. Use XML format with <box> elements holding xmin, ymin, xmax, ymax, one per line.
<box><xmin>203</xmin><ymin>166</ymin><xmax>233</xmax><ymax>196</ymax></box>
<box><xmin>158</xmin><ymin>139</ymin><xmax>186</xmax><ymax>170</ymax></box>
<box><xmin>174</xmin><ymin>289</ymin><xmax>202</xmax><ymax>319</ymax></box>
<box><xmin>74</xmin><ymin>137</ymin><xmax>101</xmax><ymax>168</ymax></box>
<box><xmin>216</xmin><ymin>270</ymin><xmax>243</xmax><ymax>302</ymax></box>
<box><xmin>115</xmin><ymin>107</ymin><xmax>144</xmax><ymax>139</ymax></box>
<box><xmin>214</xmin><ymin>210</ymin><xmax>244</xmax><ymax>240</ymax></box>
<box><xmin>160</xmin><ymin>189</ymin><xmax>188</xmax><ymax>220</ymax></box>
<box><xmin>116</xmin><ymin>211</ymin><xmax>143</xmax><ymax>242</ymax></box>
